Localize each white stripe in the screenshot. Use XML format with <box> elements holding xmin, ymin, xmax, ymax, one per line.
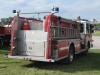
<box><xmin>75</xmin><ymin>44</ymin><xmax>80</xmax><ymax>47</ymax></box>
<box><xmin>59</xmin><ymin>47</ymin><xmax>69</xmax><ymax>51</ymax></box>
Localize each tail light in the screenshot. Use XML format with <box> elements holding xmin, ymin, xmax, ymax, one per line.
<box><xmin>21</xmin><ymin>19</ymin><xmax>30</xmax><ymax>30</ymax></box>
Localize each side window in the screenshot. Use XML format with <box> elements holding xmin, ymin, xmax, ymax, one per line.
<box><xmin>90</xmin><ymin>24</ymin><xmax>94</xmax><ymax>33</ymax></box>
<box><xmin>59</xmin><ymin>28</ymin><xmax>66</xmax><ymax>37</ymax></box>
<box><xmin>80</xmin><ymin>23</ymin><xmax>84</xmax><ymax>33</ymax></box>
<box><xmin>86</xmin><ymin>23</ymin><xmax>90</xmax><ymax>33</ymax></box>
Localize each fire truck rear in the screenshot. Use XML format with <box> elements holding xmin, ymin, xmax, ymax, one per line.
<box><xmin>9</xmin><ymin>11</ymin><xmax>94</xmax><ymax>63</ymax></box>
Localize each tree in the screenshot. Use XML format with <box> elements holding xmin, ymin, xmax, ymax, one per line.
<box><xmin>0</xmin><ymin>17</ymin><xmax>13</xmax><ymax>26</ymax></box>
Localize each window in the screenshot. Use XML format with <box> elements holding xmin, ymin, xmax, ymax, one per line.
<box><xmin>80</xmin><ymin>23</ymin><xmax>84</xmax><ymax>33</ymax></box>
<box><xmin>86</xmin><ymin>23</ymin><xmax>90</xmax><ymax>33</ymax></box>
<box><xmin>61</xmin><ymin>28</ymin><xmax>65</xmax><ymax>37</ymax></box>
<box><xmin>90</xmin><ymin>25</ymin><xmax>94</xmax><ymax>33</ymax></box>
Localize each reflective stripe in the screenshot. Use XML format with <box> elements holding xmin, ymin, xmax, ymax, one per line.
<box><xmin>75</xmin><ymin>44</ymin><xmax>80</xmax><ymax>47</ymax></box>
<box><xmin>59</xmin><ymin>47</ymin><xmax>69</xmax><ymax>51</ymax></box>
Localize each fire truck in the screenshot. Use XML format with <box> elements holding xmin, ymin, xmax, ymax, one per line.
<box><xmin>0</xmin><ymin>18</ymin><xmax>12</xmax><ymax>48</ymax></box>
<box><xmin>9</xmin><ymin>10</ymin><xmax>94</xmax><ymax>63</ymax></box>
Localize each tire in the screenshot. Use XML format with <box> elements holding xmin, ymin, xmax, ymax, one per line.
<box><xmin>67</xmin><ymin>46</ymin><xmax>75</xmax><ymax>64</ymax></box>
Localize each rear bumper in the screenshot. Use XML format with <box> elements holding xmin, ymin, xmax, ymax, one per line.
<box><xmin>8</xmin><ymin>55</ymin><xmax>55</xmax><ymax>62</ymax></box>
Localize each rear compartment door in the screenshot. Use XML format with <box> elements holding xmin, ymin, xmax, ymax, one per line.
<box><xmin>17</xmin><ymin>30</ymin><xmax>47</xmax><ymax>57</ymax></box>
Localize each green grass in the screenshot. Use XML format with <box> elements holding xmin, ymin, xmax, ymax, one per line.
<box><xmin>93</xmin><ymin>30</ymin><xmax>100</xmax><ymax>36</ymax></box>
<box><xmin>96</xmin><ymin>24</ymin><xmax>100</xmax><ymax>28</ymax></box>
<box><xmin>0</xmin><ymin>49</ymin><xmax>100</xmax><ymax>75</ymax></box>
<box><xmin>0</xmin><ymin>50</ymin><xmax>9</xmax><ymax>55</ymax></box>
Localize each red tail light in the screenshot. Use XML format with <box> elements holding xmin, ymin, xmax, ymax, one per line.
<box><xmin>21</xmin><ymin>19</ymin><xmax>30</xmax><ymax>30</ymax></box>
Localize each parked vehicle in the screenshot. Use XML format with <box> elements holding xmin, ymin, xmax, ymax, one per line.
<box><xmin>9</xmin><ymin>11</ymin><xmax>94</xmax><ymax>63</ymax></box>
<box><xmin>0</xmin><ymin>17</ymin><xmax>12</xmax><ymax>48</ymax></box>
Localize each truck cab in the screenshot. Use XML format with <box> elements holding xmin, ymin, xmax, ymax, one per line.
<box><xmin>78</xmin><ymin>20</ymin><xmax>94</xmax><ymax>50</ymax></box>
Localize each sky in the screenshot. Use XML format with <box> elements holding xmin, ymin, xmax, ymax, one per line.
<box><xmin>0</xmin><ymin>0</ymin><xmax>100</xmax><ymax>20</ymax></box>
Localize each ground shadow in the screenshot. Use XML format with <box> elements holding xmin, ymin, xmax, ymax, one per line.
<box><xmin>23</xmin><ymin>52</ymin><xmax>100</xmax><ymax>73</ymax></box>
<box><xmin>0</xmin><ymin>66</ymin><xmax>7</xmax><ymax>69</ymax></box>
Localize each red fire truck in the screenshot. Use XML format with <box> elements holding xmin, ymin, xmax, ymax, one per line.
<box><xmin>9</xmin><ymin>10</ymin><xmax>94</xmax><ymax>63</ymax></box>
<box><xmin>0</xmin><ymin>18</ymin><xmax>12</xmax><ymax>48</ymax></box>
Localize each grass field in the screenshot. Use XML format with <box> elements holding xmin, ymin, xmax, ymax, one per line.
<box><xmin>93</xmin><ymin>30</ymin><xmax>100</xmax><ymax>36</ymax></box>
<box><xmin>0</xmin><ymin>49</ymin><xmax>100</xmax><ymax>75</ymax></box>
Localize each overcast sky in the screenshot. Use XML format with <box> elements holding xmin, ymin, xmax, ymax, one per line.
<box><xmin>0</xmin><ymin>0</ymin><xmax>100</xmax><ymax>20</ymax></box>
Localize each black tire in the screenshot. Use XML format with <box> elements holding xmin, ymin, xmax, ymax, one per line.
<box><xmin>67</xmin><ymin>46</ymin><xmax>75</xmax><ymax>64</ymax></box>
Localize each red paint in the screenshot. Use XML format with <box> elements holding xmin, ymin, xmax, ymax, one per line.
<box><xmin>57</xmin><ymin>40</ymin><xmax>69</xmax><ymax>58</ymax></box>
<box><xmin>21</xmin><ymin>19</ymin><xmax>30</xmax><ymax>30</ymax></box>
<box><xmin>0</xmin><ymin>26</ymin><xmax>11</xmax><ymax>36</ymax></box>
<box><xmin>58</xmin><ymin>40</ymin><xmax>67</xmax><ymax>48</ymax></box>
<box><xmin>58</xmin><ymin>49</ymin><xmax>68</xmax><ymax>58</ymax></box>
<box><xmin>44</xmin><ymin>15</ymin><xmax>51</xmax><ymax>59</ymax></box>
<box><xmin>44</xmin><ymin>16</ymin><xmax>49</xmax><ymax>32</ymax></box>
